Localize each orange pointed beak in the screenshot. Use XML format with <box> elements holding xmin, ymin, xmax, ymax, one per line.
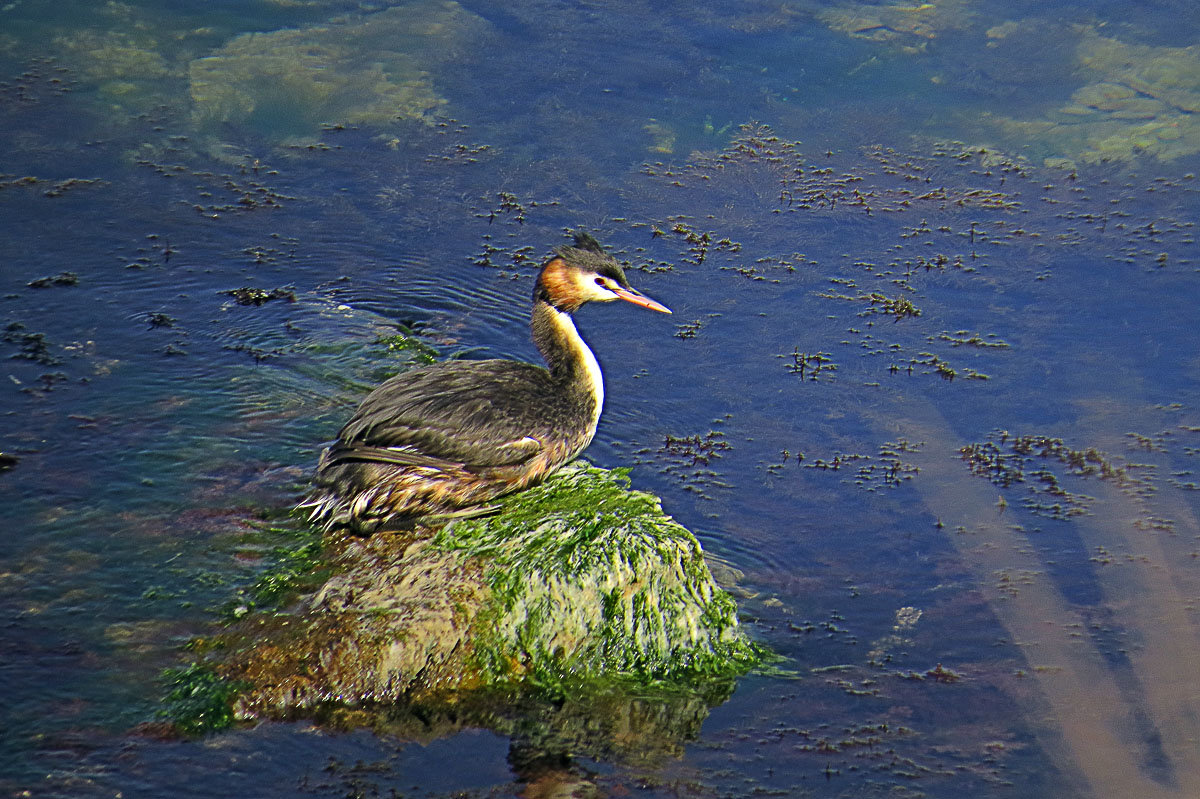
<box><xmin>611</xmin><ymin>285</ymin><xmax>671</xmax><ymax>314</ymax></box>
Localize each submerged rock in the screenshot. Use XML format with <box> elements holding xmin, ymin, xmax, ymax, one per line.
<box><xmin>200</xmin><ymin>464</ymin><xmax>757</xmax><ymax>722</ymax></box>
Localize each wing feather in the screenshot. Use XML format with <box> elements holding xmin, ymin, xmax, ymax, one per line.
<box><xmin>332</xmin><ymin>360</ymin><xmax>567</xmax><ymax>469</ymax></box>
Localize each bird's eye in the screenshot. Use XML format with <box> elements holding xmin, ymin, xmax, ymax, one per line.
<box><xmin>594</xmin><ymin>277</ymin><xmax>606</xmax><ymax>287</ymax></box>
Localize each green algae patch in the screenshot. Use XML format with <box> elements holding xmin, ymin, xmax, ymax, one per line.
<box><xmin>160</xmin><ymin>664</ymin><xmax>248</xmax><ymax>734</ymax></box>
<box><xmin>430</xmin><ymin>465</ymin><xmax>760</xmax><ymax>686</ymax></box>
<box><xmin>373</xmin><ymin>325</ymin><xmax>440</xmax><ymax>366</ymax></box>
<box><xmin>171</xmin><ymin>464</ymin><xmax>759</xmax><ymax>732</ymax></box>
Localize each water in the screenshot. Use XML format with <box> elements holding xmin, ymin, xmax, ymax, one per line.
<box><xmin>2</xmin><ymin>0</ymin><xmax>1199</xmax><ymax>796</ymax></box>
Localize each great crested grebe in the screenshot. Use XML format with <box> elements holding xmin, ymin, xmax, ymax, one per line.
<box><xmin>303</xmin><ymin>233</ymin><xmax>671</xmax><ymax>534</ymax></box>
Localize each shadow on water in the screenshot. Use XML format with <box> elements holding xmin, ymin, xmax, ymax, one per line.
<box><xmin>1</xmin><ymin>0</ymin><xmax>1199</xmax><ymax>796</ymax></box>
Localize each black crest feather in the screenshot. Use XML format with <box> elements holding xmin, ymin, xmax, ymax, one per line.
<box><xmin>571</xmin><ymin>231</ymin><xmax>606</xmax><ymax>253</ymax></box>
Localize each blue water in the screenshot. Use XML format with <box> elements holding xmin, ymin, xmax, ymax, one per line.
<box><xmin>2</xmin><ymin>1</ymin><xmax>1199</xmax><ymax>796</ymax></box>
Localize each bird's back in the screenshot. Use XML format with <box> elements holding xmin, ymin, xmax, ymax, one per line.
<box><xmin>304</xmin><ymin>358</ymin><xmax>599</xmax><ymax>532</ymax></box>
<box><xmin>337</xmin><ymin>358</ymin><xmax>586</xmax><ymax>465</ymax></box>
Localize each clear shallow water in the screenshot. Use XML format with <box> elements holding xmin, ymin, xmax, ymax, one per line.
<box><xmin>2</xmin><ymin>0</ymin><xmax>1199</xmax><ymax>796</ymax></box>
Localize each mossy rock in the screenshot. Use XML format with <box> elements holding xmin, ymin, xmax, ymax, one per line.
<box><xmin>207</xmin><ymin>464</ymin><xmax>759</xmax><ymax>723</ymax></box>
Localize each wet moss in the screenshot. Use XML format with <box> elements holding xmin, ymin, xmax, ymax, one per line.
<box><xmin>160</xmin><ymin>663</ymin><xmax>247</xmax><ymax>734</ymax></box>
<box><xmin>431</xmin><ymin>465</ymin><xmax>760</xmax><ymax>686</ymax></box>
<box><xmin>242</xmin><ymin>538</ymin><xmax>325</xmax><ymax>613</ymax></box>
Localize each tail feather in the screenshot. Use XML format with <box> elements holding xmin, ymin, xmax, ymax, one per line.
<box><xmin>300</xmin><ymin>482</ymin><xmax>400</xmax><ymax>534</ymax></box>
<box><xmin>299</xmin><ymin>449</ymin><xmax>532</xmax><ymax>534</ymax></box>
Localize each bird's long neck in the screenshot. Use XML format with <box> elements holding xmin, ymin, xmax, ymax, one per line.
<box><xmin>531</xmin><ymin>299</ymin><xmax>604</xmax><ymax>430</ymax></box>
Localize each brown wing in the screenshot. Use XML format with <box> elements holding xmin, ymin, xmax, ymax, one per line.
<box><xmin>328</xmin><ymin>359</ymin><xmax>571</xmax><ymax>470</ymax></box>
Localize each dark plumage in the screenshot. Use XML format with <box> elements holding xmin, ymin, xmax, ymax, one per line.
<box><xmin>302</xmin><ymin>233</ymin><xmax>670</xmax><ymax>534</ymax></box>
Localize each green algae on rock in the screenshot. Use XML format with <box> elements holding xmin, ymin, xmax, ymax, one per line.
<box><xmin>188</xmin><ymin>1</ymin><xmax>487</xmax><ymax>136</ymax></box>
<box><xmin>191</xmin><ymin>464</ymin><xmax>757</xmax><ymax>725</ymax></box>
<box><xmin>161</xmin><ymin>663</ymin><xmax>248</xmax><ymax>735</ymax></box>
<box><xmin>429</xmin><ymin>465</ymin><xmax>756</xmax><ymax>683</ymax></box>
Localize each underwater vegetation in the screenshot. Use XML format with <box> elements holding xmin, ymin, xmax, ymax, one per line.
<box><xmin>189</xmin><ymin>2</ymin><xmax>488</xmax><ymax>136</ymax></box>
<box><xmin>814</xmin><ymin>2</ymin><xmax>1200</xmax><ymax>165</ymax></box>
<box><xmin>33</xmin><ymin>0</ymin><xmax>486</xmax><ymax>139</ymax></box>
<box><xmin>817</xmin><ymin>0</ymin><xmax>975</xmax><ymax>53</ymax></box>
<box><xmin>996</xmin><ymin>27</ymin><xmax>1200</xmax><ymax>164</ymax></box>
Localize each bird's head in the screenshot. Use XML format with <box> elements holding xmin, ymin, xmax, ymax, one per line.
<box><xmin>535</xmin><ymin>232</ymin><xmax>671</xmax><ymax>314</ymax></box>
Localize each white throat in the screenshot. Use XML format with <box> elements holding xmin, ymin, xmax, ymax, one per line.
<box><xmin>548</xmin><ymin>308</ymin><xmax>604</xmax><ymax>431</ymax></box>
